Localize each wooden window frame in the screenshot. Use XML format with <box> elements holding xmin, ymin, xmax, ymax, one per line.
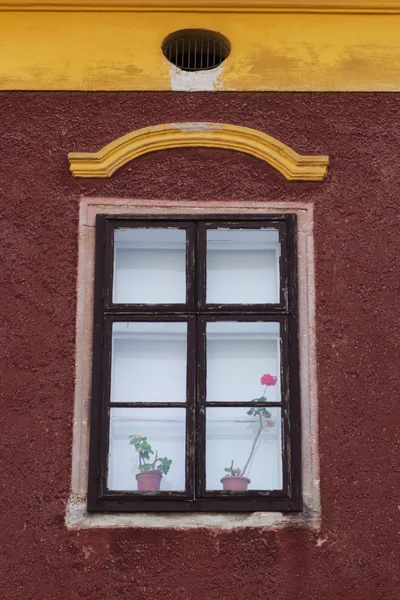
<box><xmin>88</xmin><ymin>213</ymin><xmax>302</xmax><ymax>513</ymax></box>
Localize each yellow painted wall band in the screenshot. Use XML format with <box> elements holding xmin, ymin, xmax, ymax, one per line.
<box><xmin>0</xmin><ymin>2</ymin><xmax>399</xmax><ymax>90</ymax></box>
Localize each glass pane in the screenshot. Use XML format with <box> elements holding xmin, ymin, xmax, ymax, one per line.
<box><xmin>206</xmin><ymin>321</ymin><xmax>281</xmax><ymax>403</ymax></box>
<box><xmin>108</xmin><ymin>407</ymin><xmax>186</xmax><ymax>491</ymax></box>
<box><xmin>111</xmin><ymin>322</ymin><xmax>187</xmax><ymax>403</ymax></box>
<box><xmin>206</xmin><ymin>228</ymin><xmax>280</xmax><ymax>304</ymax></box>
<box><xmin>113</xmin><ymin>228</ymin><xmax>186</xmax><ymax>304</ymax></box>
<box><xmin>206</xmin><ymin>407</ymin><xmax>282</xmax><ymax>491</ymax></box>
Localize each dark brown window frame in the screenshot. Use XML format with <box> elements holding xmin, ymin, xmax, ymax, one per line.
<box><xmin>88</xmin><ymin>213</ymin><xmax>302</xmax><ymax>513</ymax></box>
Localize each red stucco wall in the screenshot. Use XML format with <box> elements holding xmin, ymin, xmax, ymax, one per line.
<box><xmin>1</xmin><ymin>92</ymin><xmax>399</xmax><ymax>599</ymax></box>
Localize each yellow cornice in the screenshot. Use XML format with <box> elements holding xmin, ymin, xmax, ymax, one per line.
<box><xmin>2</xmin><ymin>0</ymin><xmax>400</xmax><ymax>13</ymax></box>
<box><xmin>68</xmin><ymin>123</ymin><xmax>329</xmax><ymax>180</ymax></box>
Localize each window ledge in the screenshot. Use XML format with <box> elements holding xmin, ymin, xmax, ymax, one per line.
<box><xmin>66</xmin><ymin>494</ymin><xmax>320</xmax><ymax>529</ymax></box>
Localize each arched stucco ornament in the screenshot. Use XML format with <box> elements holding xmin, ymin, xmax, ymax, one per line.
<box><xmin>68</xmin><ymin>122</ymin><xmax>329</xmax><ymax>180</ymax></box>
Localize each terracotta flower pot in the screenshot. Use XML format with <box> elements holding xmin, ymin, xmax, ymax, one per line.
<box><xmin>136</xmin><ymin>471</ymin><xmax>162</xmax><ymax>491</ymax></box>
<box><xmin>220</xmin><ymin>475</ymin><xmax>251</xmax><ymax>491</ymax></box>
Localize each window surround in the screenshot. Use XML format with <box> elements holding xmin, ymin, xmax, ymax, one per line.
<box><xmin>67</xmin><ymin>197</ymin><xmax>320</xmax><ymax>529</ymax></box>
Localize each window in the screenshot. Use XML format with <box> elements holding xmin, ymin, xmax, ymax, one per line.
<box><xmin>88</xmin><ymin>214</ymin><xmax>301</xmax><ymax>512</ymax></box>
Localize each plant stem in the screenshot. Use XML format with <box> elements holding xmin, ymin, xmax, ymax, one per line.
<box><xmin>151</xmin><ymin>450</ymin><xmax>158</xmax><ymax>471</ymax></box>
<box><xmin>241</xmin><ymin>386</ymin><xmax>268</xmax><ymax>477</ymax></box>
<box><xmin>241</xmin><ymin>414</ymin><xmax>263</xmax><ymax>477</ymax></box>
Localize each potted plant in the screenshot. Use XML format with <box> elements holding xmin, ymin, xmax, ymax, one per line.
<box><xmin>220</xmin><ymin>373</ymin><xmax>277</xmax><ymax>491</ymax></box>
<box><xmin>128</xmin><ymin>434</ymin><xmax>172</xmax><ymax>491</ymax></box>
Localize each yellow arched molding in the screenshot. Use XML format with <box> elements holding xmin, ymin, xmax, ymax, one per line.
<box><xmin>68</xmin><ymin>123</ymin><xmax>329</xmax><ymax>180</ymax></box>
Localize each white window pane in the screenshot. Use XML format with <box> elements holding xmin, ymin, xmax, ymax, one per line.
<box><xmin>206</xmin><ymin>407</ymin><xmax>282</xmax><ymax>491</ymax></box>
<box><xmin>111</xmin><ymin>322</ymin><xmax>187</xmax><ymax>403</ymax></box>
<box><xmin>206</xmin><ymin>228</ymin><xmax>280</xmax><ymax>304</ymax></box>
<box><xmin>207</xmin><ymin>321</ymin><xmax>281</xmax><ymax>403</ymax></box>
<box><xmin>108</xmin><ymin>407</ymin><xmax>186</xmax><ymax>491</ymax></box>
<box><xmin>113</xmin><ymin>228</ymin><xmax>186</xmax><ymax>304</ymax></box>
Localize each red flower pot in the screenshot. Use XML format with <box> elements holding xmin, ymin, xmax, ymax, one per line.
<box><xmin>220</xmin><ymin>475</ymin><xmax>251</xmax><ymax>491</ymax></box>
<box><xmin>136</xmin><ymin>471</ymin><xmax>162</xmax><ymax>491</ymax></box>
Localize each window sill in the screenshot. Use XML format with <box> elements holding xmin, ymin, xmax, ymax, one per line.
<box><xmin>66</xmin><ymin>493</ymin><xmax>320</xmax><ymax>530</ymax></box>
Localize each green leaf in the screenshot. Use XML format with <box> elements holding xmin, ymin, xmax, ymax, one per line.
<box><xmin>247</xmin><ymin>408</ymin><xmax>254</xmax><ymax>415</ymax></box>
<box><xmin>250</xmin><ymin>396</ymin><xmax>267</xmax><ymax>403</ymax></box>
<box><xmin>139</xmin><ymin>464</ymin><xmax>152</xmax><ymax>473</ymax></box>
<box><xmin>157</xmin><ymin>457</ymin><xmax>172</xmax><ymax>475</ymax></box>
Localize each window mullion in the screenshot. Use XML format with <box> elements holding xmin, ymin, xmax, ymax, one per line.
<box><xmin>196</xmin><ymin>221</ymin><xmax>206</xmax><ymax>311</ymax></box>
<box><xmin>186</xmin><ymin>222</ymin><xmax>197</xmax><ymax>312</ymax></box>
<box><xmin>186</xmin><ymin>315</ymin><xmax>197</xmax><ymax>500</ymax></box>
<box><xmin>195</xmin><ymin>315</ymin><xmax>206</xmax><ymax>498</ymax></box>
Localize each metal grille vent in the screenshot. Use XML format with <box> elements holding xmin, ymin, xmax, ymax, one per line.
<box><xmin>162</xmin><ymin>29</ymin><xmax>231</xmax><ymax>72</ymax></box>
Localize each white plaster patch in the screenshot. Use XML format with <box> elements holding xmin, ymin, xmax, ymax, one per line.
<box><xmin>316</xmin><ymin>535</ymin><xmax>328</xmax><ymax>547</ymax></box>
<box><xmin>169</xmin><ymin>65</ymin><xmax>224</xmax><ymax>91</ymax></box>
<box><xmin>169</xmin><ymin>122</ymin><xmax>224</xmax><ymax>133</ymax></box>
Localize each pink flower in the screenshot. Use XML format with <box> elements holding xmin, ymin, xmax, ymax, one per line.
<box><xmin>260</xmin><ymin>373</ymin><xmax>277</xmax><ymax>386</ymax></box>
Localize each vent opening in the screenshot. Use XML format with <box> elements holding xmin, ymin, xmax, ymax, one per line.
<box><xmin>162</xmin><ymin>29</ymin><xmax>231</xmax><ymax>72</ymax></box>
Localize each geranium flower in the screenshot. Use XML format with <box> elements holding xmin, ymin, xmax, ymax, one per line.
<box><xmin>260</xmin><ymin>373</ymin><xmax>277</xmax><ymax>386</ymax></box>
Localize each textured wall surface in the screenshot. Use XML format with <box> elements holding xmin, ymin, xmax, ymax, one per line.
<box><xmin>0</xmin><ymin>92</ymin><xmax>399</xmax><ymax>599</ymax></box>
